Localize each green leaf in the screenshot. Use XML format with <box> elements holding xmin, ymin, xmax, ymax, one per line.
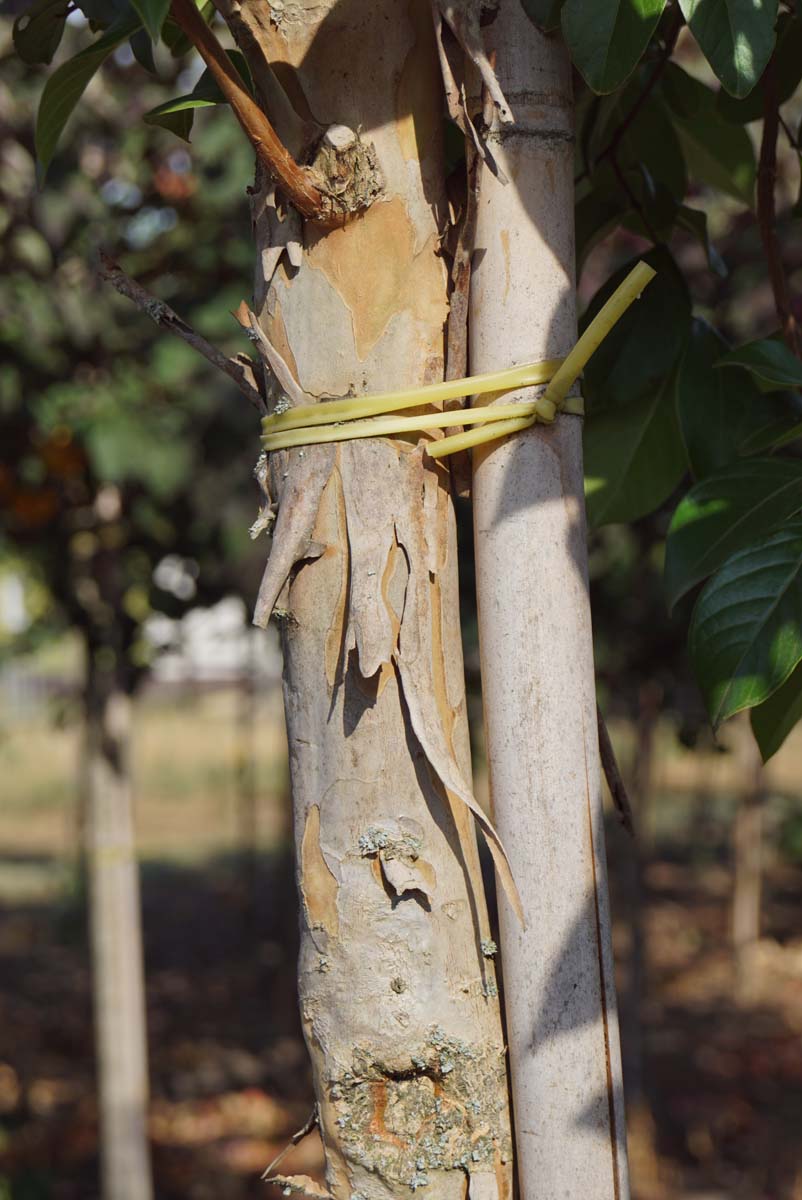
<box><xmin>130</xmin><ymin>28</ymin><xmax>157</xmax><ymax>72</ymax></box>
<box><xmin>675</xmin><ymin>320</ymin><xmax>745</xmax><ymax>478</ymax></box>
<box><xmin>689</xmin><ymin>520</ymin><xmax>802</xmax><ymax>726</ymax></box>
<box><xmin>520</xmin><ymin>0</ymin><xmax>564</xmax><ymax>30</ymax></box>
<box><xmin>679</xmin><ymin>0</ymin><xmax>778</xmax><ymax>98</ymax></box>
<box><xmin>593</xmin><ymin>75</ymin><xmax>687</xmax><ymax>199</ymax></box>
<box><xmin>575</xmin><ymin>191</ymin><xmax>625</xmax><ymax>265</ymax></box>
<box><xmin>661</xmin><ymin>64</ymin><xmax>756</xmax><ymax>204</ymax></box>
<box><xmin>675</xmin><ymin>206</ymin><xmax>726</xmax><ymax>276</ymax></box>
<box><xmin>162</xmin><ymin>1</ymin><xmax>214</xmax><ymax>56</ymax></box>
<box><xmin>716</xmin><ymin>338</ymin><xmax>802</xmax><ymax>391</ymax></box>
<box><xmin>673</xmin><ymin>320</ymin><xmax>801</xmax><ymax>472</ymax></box>
<box><xmin>144</xmin><ymin>97</ymin><xmax>216</xmax><ymax>141</ymax></box>
<box><xmin>35</xmin><ymin>12</ymin><xmax>142</xmax><ymax>178</ymax></box>
<box><xmin>584</xmin><ymin>365</ymin><xmax>687</xmax><ymax>526</ymax></box>
<box><xmin>717</xmin><ymin>13</ymin><xmax>802</xmax><ymax>121</ymax></box>
<box><xmin>664</xmin><ymin>458</ymin><xmax>802</xmax><ymax>607</ymax></box>
<box><xmin>583</xmin><ymin>247</ymin><xmax>691</xmax><ymax>412</ymax></box>
<box><xmin>13</xmin><ymin>0</ymin><xmax>70</xmax><ymax>65</ymax></box>
<box><xmin>561</xmin><ymin>0</ymin><xmax>667</xmax><ymax>94</ymax></box>
<box><xmin>143</xmin><ymin>51</ymin><xmax>253</xmax><ymax>142</ymax></box>
<box><xmin>751</xmin><ymin>658</ymin><xmax>802</xmax><ymax>761</ymax></box>
<box><xmin>131</xmin><ymin>0</ymin><xmax>170</xmax><ymax>41</ymax></box>
<box><xmin>741</xmin><ymin>419</ymin><xmax>802</xmax><ymax>455</ymax></box>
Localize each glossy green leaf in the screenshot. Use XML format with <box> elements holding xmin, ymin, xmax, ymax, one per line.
<box><xmin>751</xmin><ymin>659</ymin><xmax>802</xmax><ymax>761</ymax></box>
<box><xmin>143</xmin><ymin>51</ymin><xmax>253</xmax><ymax>142</ymax></box>
<box><xmin>144</xmin><ymin>97</ymin><xmax>215</xmax><ymax>141</ymax></box>
<box><xmin>661</xmin><ymin>64</ymin><xmax>756</xmax><ymax>204</ymax></box>
<box><xmin>716</xmin><ymin>338</ymin><xmax>802</xmax><ymax>391</ymax></box>
<box><xmin>584</xmin><ymin>366</ymin><xmax>687</xmax><ymax>527</ymax></box>
<box><xmin>665</xmin><ymin>458</ymin><xmax>802</xmax><ymax>608</ymax></box>
<box><xmin>689</xmin><ymin>520</ymin><xmax>802</xmax><ymax>726</ymax></box>
<box><xmin>131</xmin><ymin>0</ymin><xmax>170</xmax><ymax>41</ymax></box>
<box><xmin>520</xmin><ymin>0</ymin><xmax>564</xmax><ymax>31</ymax></box>
<box><xmin>717</xmin><ymin>13</ymin><xmax>802</xmax><ymax>121</ymax></box>
<box><xmin>35</xmin><ymin>12</ymin><xmax>141</xmax><ymax>177</ymax></box>
<box><xmin>679</xmin><ymin>0</ymin><xmax>778</xmax><ymax>98</ymax></box>
<box><xmin>583</xmin><ymin>247</ymin><xmax>691</xmax><ymax>413</ymax></box>
<box><xmin>562</xmin><ymin>0</ymin><xmax>666</xmax><ymax>94</ymax></box>
<box><xmin>13</xmin><ymin>0</ymin><xmax>70</xmax><ymax>65</ymax></box>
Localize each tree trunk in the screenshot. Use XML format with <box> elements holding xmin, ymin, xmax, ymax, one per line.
<box><xmin>246</xmin><ymin>4</ymin><xmax>513</xmax><ymax>1199</ymax></box>
<box><xmin>84</xmin><ymin>639</ymin><xmax>152</xmax><ymax>1200</ymax></box>
<box><xmin>621</xmin><ymin>686</ymin><xmax>662</xmax><ymax>1194</ymax></box>
<box><xmin>732</xmin><ymin>723</ymin><xmax>764</xmax><ymax>998</ymax></box>
<box><xmin>468</xmin><ymin>10</ymin><xmax>630</xmax><ymax>1198</ymax></box>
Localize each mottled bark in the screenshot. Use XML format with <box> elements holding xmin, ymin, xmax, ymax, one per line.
<box><xmin>237</xmin><ymin>2</ymin><xmax>513</xmax><ymax>1198</ymax></box>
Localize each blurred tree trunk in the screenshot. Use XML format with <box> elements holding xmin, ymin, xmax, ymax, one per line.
<box><xmin>244</xmin><ymin>3</ymin><xmax>513</xmax><ymax>1198</ymax></box>
<box><xmin>236</xmin><ymin>631</ymin><xmax>258</xmax><ymax>914</ymax></box>
<box><xmin>82</xmin><ymin>532</ymin><xmax>152</xmax><ymax>1200</ymax></box>
<box><xmin>468</xmin><ymin>9</ymin><xmax>629</xmax><ymax>1197</ymax></box>
<box><xmin>732</xmin><ymin>723</ymin><xmax>764</xmax><ymax>998</ymax></box>
<box><xmin>621</xmin><ymin>683</ymin><xmax>663</xmax><ymax>1194</ymax></box>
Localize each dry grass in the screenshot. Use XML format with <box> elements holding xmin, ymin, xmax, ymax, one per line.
<box><xmin>0</xmin><ymin>683</ymin><xmax>290</xmax><ymax>899</ymax></box>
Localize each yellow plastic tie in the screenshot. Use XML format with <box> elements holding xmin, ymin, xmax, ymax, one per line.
<box><xmin>261</xmin><ymin>261</ymin><xmax>656</xmax><ymax>459</ymax></box>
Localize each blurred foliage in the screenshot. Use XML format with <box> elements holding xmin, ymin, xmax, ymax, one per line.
<box><xmin>7</xmin><ymin>0</ymin><xmax>802</xmax><ymax>760</ymax></box>
<box><xmin>0</xmin><ymin>13</ymin><xmax>265</xmax><ymax>685</ymax></box>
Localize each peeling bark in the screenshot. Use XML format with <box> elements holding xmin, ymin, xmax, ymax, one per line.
<box><xmin>230</xmin><ymin>2</ymin><xmax>513</xmax><ymax>1197</ymax></box>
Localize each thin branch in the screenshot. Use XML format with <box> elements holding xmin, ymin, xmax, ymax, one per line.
<box><xmin>597</xmin><ymin>705</ymin><xmax>635</xmax><ymax>837</ymax></box>
<box><xmin>169</xmin><ymin>0</ymin><xmax>327</xmax><ymax>220</ymax></box>
<box><xmin>261</xmin><ymin>1108</ymin><xmax>318</xmax><ymax>1181</ymax></box>
<box><xmin>778</xmin><ymin>111</ymin><xmax>799</xmax><ymax>151</ymax></box>
<box><xmin>575</xmin><ymin>8</ymin><xmax>682</xmax><ymax>186</ymax></box>
<box><xmin>98</xmin><ymin>252</ymin><xmax>267</xmax><ymax>414</ymax></box>
<box><xmin>605</xmin><ymin>9</ymin><xmax>681</xmax><ymax>161</ymax></box>
<box><xmin>611</xmin><ymin>156</ymin><xmax>660</xmax><ymax>245</ymax></box>
<box><xmin>758</xmin><ymin>58</ymin><xmax>802</xmax><ymax>357</ymax></box>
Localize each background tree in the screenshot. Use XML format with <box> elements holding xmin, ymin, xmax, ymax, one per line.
<box><xmin>1</xmin><ymin>30</ymin><xmax>265</xmax><ymax>1198</ymax></box>
<box><xmin>10</xmin><ymin>1</ymin><xmax>802</xmax><ymax>1199</ymax></box>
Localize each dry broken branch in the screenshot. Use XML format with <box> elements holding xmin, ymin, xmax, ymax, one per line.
<box><xmin>597</xmin><ymin>704</ymin><xmax>635</xmax><ymax>837</ymax></box>
<box><xmin>98</xmin><ymin>252</ymin><xmax>267</xmax><ymax>414</ymax></box>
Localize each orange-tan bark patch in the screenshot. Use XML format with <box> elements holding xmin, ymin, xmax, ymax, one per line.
<box><xmin>300</xmin><ymin>805</ymin><xmax>340</xmax><ymax>938</ymax></box>
<box><xmin>304</xmin><ymin>199</ymin><xmax>447</xmax><ymax>361</ymax></box>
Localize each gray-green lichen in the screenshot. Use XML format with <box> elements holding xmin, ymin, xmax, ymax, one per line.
<box><xmin>323</xmin><ymin>1027</ymin><xmax>511</xmax><ymax>1193</ymax></box>
<box><xmin>358</xmin><ymin>826</ymin><xmax>423</xmax><ymax>861</ymax></box>
<box><xmin>480</xmin><ymin>939</ymin><xmax>498</xmax><ymax>959</ymax></box>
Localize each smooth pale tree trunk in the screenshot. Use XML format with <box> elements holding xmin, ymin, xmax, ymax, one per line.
<box><xmin>84</xmin><ymin>643</ymin><xmax>152</xmax><ymax>1200</ymax></box>
<box><xmin>469</xmin><ymin>9</ymin><xmax>630</xmax><ymax>1198</ymax></box>
<box><xmin>242</xmin><ymin>3</ymin><xmax>513</xmax><ymax>1198</ymax></box>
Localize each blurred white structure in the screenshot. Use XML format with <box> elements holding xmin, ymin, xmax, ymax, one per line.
<box><xmin>145</xmin><ymin>596</ymin><xmax>281</xmax><ymax>687</ymax></box>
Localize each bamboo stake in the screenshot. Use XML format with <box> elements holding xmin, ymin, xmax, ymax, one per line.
<box><xmin>469</xmin><ymin>9</ymin><xmax>630</xmax><ymax>1198</ymax></box>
